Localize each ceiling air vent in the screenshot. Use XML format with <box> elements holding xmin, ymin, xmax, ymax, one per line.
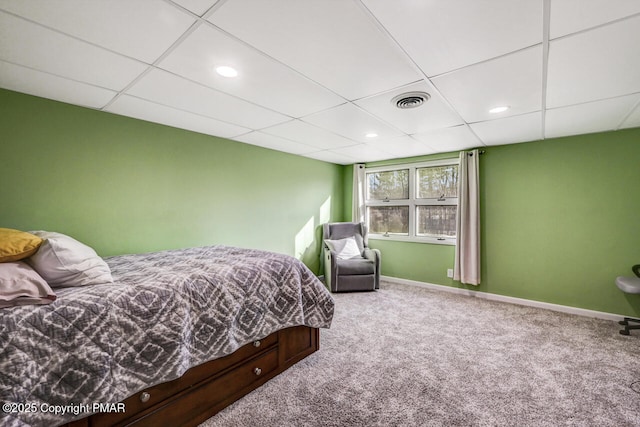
<box><xmin>391</xmin><ymin>91</ymin><xmax>431</xmax><ymax>109</ymax></box>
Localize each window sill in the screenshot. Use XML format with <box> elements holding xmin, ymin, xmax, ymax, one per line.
<box><xmin>368</xmin><ymin>234</ymin><xmax>456</xmax><ymax>246</ymax></box>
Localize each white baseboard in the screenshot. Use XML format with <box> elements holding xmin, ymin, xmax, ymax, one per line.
<box><xmin>381</xmin><ymin>275</ymin><xmax>624</xmax><ymax>321</ymax></box>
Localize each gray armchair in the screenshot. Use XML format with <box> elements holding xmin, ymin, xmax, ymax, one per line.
<box><xmin>323</xmin><ymin>222</ymin><xmax>381</xmax><ymax>292</ymax></box>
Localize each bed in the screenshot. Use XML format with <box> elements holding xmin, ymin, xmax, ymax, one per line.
<box><xmin>0</xmin><ymin>242</ymin><xmax>334</xmax><ymax>427</ymax></box>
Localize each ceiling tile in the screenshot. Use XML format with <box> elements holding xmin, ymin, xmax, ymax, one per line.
<box><xmin>207</xmin><ymin>0</ymin><xmax>421</xmax><ymax>100</ymax></box>
<box><xmin>0</xmin><ymin>0</ymin><xmax>195</xmax><ymax>63</ymax></box>
<box><xmin>159</xmin><ymin>24</ymin><xmax>344</xmax><ymax>117</ymax></box>
<box><xmin>171</xmin><ymin>0</ymin><xmax>219</xmax><ymax>16</ymax></box>
<box><xmin>620</xmin><ymin>102</ymin><xmax>640</xmax><ymax>130</ymax></box>
<box><xmin>550</xmin><ymin>0</ymin><xmax>640</xmax><ymax>38</ymax></box>
<box><xmin>470</xmin><ymin>112</ymin><xmax>542</xmax><ymax>146</ymax></box>
<box><xmin>232</xmin><ymin>131</ymin><xmax>318</xmax><ymax>155</ymax></box>
<box><xmin>355</xmin><ymin>81</ymin><xmax>464</xmax><ymax>134</ymax></box>
<box><xmin>105</xmin><ymin>94</ymin><xmax>250</xmax><ymax>138</ymax></box>
<box><xmin>412</xmin><ymin>125</ymin><xmax>482</xmax><ymax>152</ymax></box>
<box><xmin>545</xmin><ymin>94</ymin><xmax>640</xmax><ymax>139</ymax></box>
<box><xmin>0</xmin><ymin>12</ymin><xmax>147</xmax><ymax>91</ymax></box>
<box><xmin>302</xmin><ymin>150</ymin><xmax>357</xmax><ymax>165</ymax></box>
<box><xmin>364</xmin><ymin>135</ymin><xmax>437</xmax><ymax>158</ymax></box>
<box><xmin>261</xmin><ymin>120</ymin><xmax>358</xmax><ymax>150</ymax></box>
<box><xmin>126</xmin><ymin>68</ymin><xmax>290</xmax><ymax>130</ymax></box>
<box><xmin>329</xmin><ymin>144</ymin><xmax>394</xmax><ymax>163</ymax></box>
<box><xmin>362</xmin><ymin>0</ymin><xmax>542</xmax><ymax>77</ymax></box>
<box><xmin>302</xmin><ymin>103</ymin><xmax>403</xmax><ymax>143</ymax></box>
<box><xmin>546</xmin><ymin>16</ymin><xmax>640</xmax><ymax>108</ymax></box>
<box><xmin>0</xmin><ymin>60</ymin><xmax>116</xmax><ymax>108</ymax></box>
<box><xmin>432</xmin><ymin>46</ymin><xmax>543</xmax><ymax>123</ymax></box>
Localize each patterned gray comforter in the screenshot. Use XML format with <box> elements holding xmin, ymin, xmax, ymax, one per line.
<box><xmin>0</xmin><ymin>245</ymin><xmax>334</xmax><ymax>427</ymax></box>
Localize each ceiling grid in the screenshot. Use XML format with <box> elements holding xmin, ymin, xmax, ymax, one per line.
<box><xmin>0</xmin><ymin>0</ymin><xmax>638</xmax><ymax>164</ymax></box>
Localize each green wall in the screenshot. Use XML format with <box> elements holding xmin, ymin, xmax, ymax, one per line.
<box><xmin>363</xmin><ymin>129</ymin><xmax>640</xmax><ymax>316</ymax></box>
<box><xmin>3</xmin><ymin>88</ymin><xmax>639</xmax><ymax>316</ymax></box>
<box><xmin>0</xmin><ymin>89</ymin><xmax>344</xmax><ymax>274</ymax></box>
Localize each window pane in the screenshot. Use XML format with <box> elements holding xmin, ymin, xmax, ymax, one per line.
<box><xmin>368</xmin><ymin>206</ymin><xmax>409</xmax><ymax>235</ymax></box>
<box><xmin>417</xmin><ymin>206</ymin><xmax>457</xmax><ymax>237</ymax></box>
<box><xmin>417</xmin><ymin>165</ymin><xmax>458</xmax><ymax>199</ymax></box>
<box><xmin>367</xmin><ymin>169</ymin><xmax>409</xmax><ymax>200</ymax></box>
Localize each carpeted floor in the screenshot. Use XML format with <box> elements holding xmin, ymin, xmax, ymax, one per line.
<box><xmin>200</xmin><ymin>281</ymin><xmax>640</xmax><ymax>426</ymax></box>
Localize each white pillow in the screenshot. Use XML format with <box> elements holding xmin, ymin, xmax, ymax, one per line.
<box><xmin>324</xmin><ymin>237</ymin><xmax>362</xmax><ymax>260</ymax></box>
<box><xmin>26</xmin><ymin>231</ymin><xmax>114</xmax><ymax>288</ymax></box>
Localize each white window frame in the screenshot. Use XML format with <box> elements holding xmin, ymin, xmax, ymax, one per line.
<box><xmin>365</xmin><ymin>158</ymin><xmax>459</xmax><ymax>245</ymax></box>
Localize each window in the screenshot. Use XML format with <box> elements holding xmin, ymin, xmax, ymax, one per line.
<box><xmin>365</xmin><ymin>159</ymin><xmax>459</xmax><ymax>244</ymax></box>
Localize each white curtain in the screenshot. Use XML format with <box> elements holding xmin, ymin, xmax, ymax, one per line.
<box><xmin>454</xmin><ymin>150</ymin><xmax>481</xmax><ymax>285</ymax></box>
<box><xmin>352</xmin><ymin>164</ymin><xmax>366</xmax><ymax>223</ymax></box>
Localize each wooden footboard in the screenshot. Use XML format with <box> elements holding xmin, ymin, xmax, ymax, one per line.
<box><xmin>62</xmin><ymin>326</ymin><xmax>319</xmax><ymax>427</ymax></box>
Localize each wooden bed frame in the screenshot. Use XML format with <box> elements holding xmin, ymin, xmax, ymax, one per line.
<box><xmin>61</xmin><ymin>325</ymin><xmax>319</xmax><ymax>427</ymax></box>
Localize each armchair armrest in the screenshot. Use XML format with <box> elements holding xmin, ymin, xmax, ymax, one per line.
<box><xmin>363</xmin><ymin>248</ymin><xmax>381</xmax><ymax>290</ymax></box>
<box><xmin>324</xmin><ymin>247</ymin><xmax>338</xmax><ymax>290</ymax></box>
<box><xmin>363</xmin><ymin>248</ymin><xmax>380</xmax><ymax>262</ymax></box>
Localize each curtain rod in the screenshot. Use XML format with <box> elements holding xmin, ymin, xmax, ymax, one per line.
<box><xmin>467</xmin><ymin>150</ymin><xmax>486</xmax><ymax>156</ymax></box>
<box><xmin>360</xmin><ymin>150</ymin><xmax>485</xmax><ymax>167</ymax></box>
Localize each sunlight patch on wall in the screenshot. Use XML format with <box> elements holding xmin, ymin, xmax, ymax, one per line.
<box><xmin>295</xmin><ymin>196</ymin><xmax>333</xmax><ymax>272</ymax></box>
<box><xmin>320</xmin><ymin>196</ymin><xmax>332</xmax><ymax>225</ymax></box>
<box><xmin>295</xmin><ymin>216</ymin><xmax>315</xmax><ymax>260</ymax></box>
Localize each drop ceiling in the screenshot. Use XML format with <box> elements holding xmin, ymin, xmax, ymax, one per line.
<box><xmin>1</xmin><ymin>0</ymin><xmax>639</xmax><ymax>165</ymax></box>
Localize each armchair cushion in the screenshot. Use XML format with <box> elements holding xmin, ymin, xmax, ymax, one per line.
<box><xmin>336</xmin><ymin>258</ymin><xmax>375</xmax><ymax>275</ymax></box>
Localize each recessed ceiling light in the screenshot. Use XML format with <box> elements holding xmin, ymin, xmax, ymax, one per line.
<box><xmin>365</xmin><ymin>133</ymin><xmax>378</xmax><ymax>138</ymax></box>
<box><xmin>489</xmin><ymin>106</ymin><xmax>509</xmax><ymax>114</ymax></box>
<box><xmin>215</xmin><ymin>66</ymin><xmax>238</xmax><ymax>78</ymax></box>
